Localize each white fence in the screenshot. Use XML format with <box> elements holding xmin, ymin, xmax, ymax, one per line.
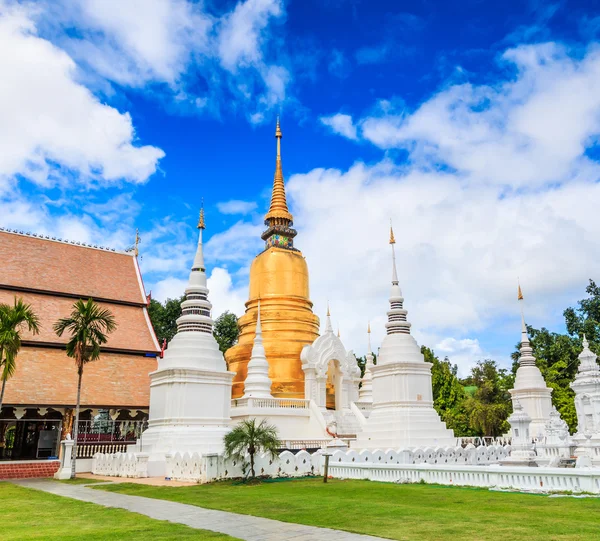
<box><xmin>90</xmin><ymin>445</ymin><xmax>600</xmax><ymax>493</ymax></box>
<box><xmin>328</xmin><ymin>462</ymin><xmax>600</xmax><ymax>494</ymax></box>
<box><xmin>92</xmin><ymin>452</ymin><xmax>149</xmax><ymax>478</ymax></box>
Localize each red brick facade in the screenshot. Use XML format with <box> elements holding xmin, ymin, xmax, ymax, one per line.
<box><xmin>0</xmin><ymin>231</ymin><xmax>160</xmax><ymax>411</ymax></box>
<box><xmin>0</xmin><ymin>460</ymin><xmax>60</xmax><ymax>479</ymax></box>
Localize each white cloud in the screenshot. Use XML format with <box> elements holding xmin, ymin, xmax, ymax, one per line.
<box><xmin>433</xmin><ymin>337</ymin><xmax>487</xmax><ymax>377</ymax></box>
<box><xmin>207</xmin><ymin>267</ymin><xmax>247</xmax><ymax>318</ymax></box>
<box><xmin>358</xmin><ymin>43</ymin><xmax>600</xmax><ymax>189</ymax></box>
<box><xmin>0</xmin><ymin>2</ymin><xmax>164</xmax><ymax>188</ymax></box>
<box><xmin>57</xmin><ymin>0</ymin><xmax>211</xmax><ymax>87</ymax></box>
<box><xmin>217</xmin><ymin>0</ymin><xmax>282</xmax><ymax>72</ymax></box>
<box><xmin>34</xmin><ymin>0</ymin><xmax>289</xmax><ymax>120</ymax></box>
<box><xmin>217</xmin><ymin>200</ymin><xmax>258</xmax><ymax>215</ymax></box>
<box><xmin>320</xmin><ymin>113</ymin><xmax>358</xmax><ymax>140</ymax></box>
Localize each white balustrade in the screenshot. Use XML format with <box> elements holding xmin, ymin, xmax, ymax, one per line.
<box><xmin>231</xmin><ymin>397</ymin><xmax>310</xmax><ymax>409</ymax></box>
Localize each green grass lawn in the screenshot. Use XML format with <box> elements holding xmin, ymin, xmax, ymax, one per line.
<box><xmin>96</xmin><ymin>477</ymin><xmax>600</xmax><ymax>541</ymax></box>
<box><xmin>0</xmin><ymin>483</ymin><xmax>238</xmax><ymax>541</ymax></box>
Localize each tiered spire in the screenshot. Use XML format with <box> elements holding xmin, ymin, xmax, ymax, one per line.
<box><xmin>243</xmin><ymin>300</ymin><xmax>273</xmax><ymax>398</ymax></box>
<box><xmin>385</xmin><ymin>222</ymin><xmax>411</xmax><ymax>336</ymax></box>
<box><xmin>518</xmin><ymin>284</ymin><xmax>536</xmax><ymax>367</ymax></box>
<box><xmin>576</xmin><ymin>334</ymin><xmax>600</xmax><ymax>374</ymax></box>
<box><xmin>261</xmin><ymin>117</ymin><xmax>297</xmax><ymax>250</ymax></box>
<box><xmin>176</xmin><ymin>205</ymin><xmax>213</xmax><ymax>334</ymax></box>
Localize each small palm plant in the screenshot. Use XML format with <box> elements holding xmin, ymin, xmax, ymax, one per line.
<box><xmin>224</xmin><ymin>419</ymin><xmax>281</xmax><ymax>479</ymax></box>
<box><xmin>0</xmin><ymin>297</ymin><xmax>40</xmax><ymax>412</ymax></box>
<box><xmin>54</xmin><ymin>298</ymin><xmax>116</xmax><ymax>478</ymax></box>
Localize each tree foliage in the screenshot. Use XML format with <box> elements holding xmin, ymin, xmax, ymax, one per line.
<box><xmin>0</xmin><ymin>297</ymin><xmax>40</xmax><ymax>412</ymax></box>
<box><xmin>213</xmin><ymin>311</ymin><xmax>239</xmax><ymax>353</ymax></box>
<box><xmin>148</xmin><ymin>297</ymin><xmax>183</xmax><ymax>344</ymax></box>
<box><xmin>54</xmin><ymin>298</ymin><xmax>116</xmax><ymax>478</ymax></box>
<box><xmin>224</xmin><ymin>419</ymin><xmax>281</xmax><ymax>479</ymax></box>
<box><xmin>423</xmin><ymin>347</ymin><xmax>472</xmax><ymax>436</ymax></box>
<box><xmin>462</xmin><ymin>360</ymin><xmax>512</xmax><ymax>437</ymax></box>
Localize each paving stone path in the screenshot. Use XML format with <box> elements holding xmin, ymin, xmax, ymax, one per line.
<box><xmin>13</xmin><ymin>479</ymin><xmax>387</xmax><ymax>541</ymax></box>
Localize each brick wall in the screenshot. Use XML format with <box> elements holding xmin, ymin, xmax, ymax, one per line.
<box><xmin>3</xmin><ymin>346</ymin><xmax>156</xmax><ymax>407</ymax></box>
<box><xmin>0</xmin><ymin>460</ymin><xmax>60</xmax><ymax>479</ymax></box>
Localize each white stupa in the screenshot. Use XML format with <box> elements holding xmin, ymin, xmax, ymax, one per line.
<box><xmin>571</xmin><ymin>335</ymin><xmax>600</xmax><ymax>452</ymax></box>
<box><xmin>358</xmin><ymin>323</ymin><xmax>374</xmax><ymax>403</ymax></box>
<box><xmin>355</xmin><ymin>225</ymin><xmax>455</xmax><ymax>449</ymax></box>
<box><xmin>242</xmin><ymin>301</ymin><xmax>273</xmax><ymax>398</ymax></box>
<box><xmin>509</xmin><ymin>286</ymin><xmax>553</xmax><ymax>440</ymax></box>
<box><xmin>141</xmin><ymin>208</ymin><xmax>235</xmax><ymax>473</ymax></box>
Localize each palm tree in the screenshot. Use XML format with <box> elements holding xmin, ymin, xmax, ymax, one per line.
<box><xmin>224</xmin><ymin>419</ymin><xmax>281</xmax><ymax>479</ymax></box>
<box><xmin>54</xmin><ymin>299</ymin><xmax>116</xmax><ymax>478</ymax></box>
<box><xmin>0</xmin><ymin>298</ymin><xmax>40</xmax><ymax>412</ymax></box>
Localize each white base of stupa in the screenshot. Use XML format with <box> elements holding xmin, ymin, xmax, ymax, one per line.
<box><xmin>354</xmin><ymin>404</ymin><xmax>455</xmax><ymax>449</ymax></box>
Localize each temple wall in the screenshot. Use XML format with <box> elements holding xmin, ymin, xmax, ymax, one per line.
<box><xmin>3</xmin><ymin>346</ymin><xmax>156</xmax><ymax>408</ymax></box>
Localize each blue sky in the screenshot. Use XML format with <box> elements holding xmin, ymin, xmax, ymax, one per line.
<box><xmin>1</xmin><ymin>0</ymin><xmax>600</xmax><ymax>374</ymax></box>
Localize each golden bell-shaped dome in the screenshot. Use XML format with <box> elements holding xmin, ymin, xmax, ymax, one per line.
<box><xmin>225</xmin><ymin>119</ymin><xmax>320</xmax><ymax>398</ymax></box>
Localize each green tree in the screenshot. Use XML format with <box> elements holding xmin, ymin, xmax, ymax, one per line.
<box><xmin>463</xmin><ymin>360</ymin><xmax>512</xmax><ymax>437</ymax></box>
<box><xmin>422</xmin><ymin>346</ymin><xmax>471</xmax><ymax>436</ymax></box>
<box><xmin>0</xmin><ymin>298</ymin><xmax>40</xmax><ymax>412</ymax></box>
<box><xmin>224</xmin><ymin>419</ymin><xmax>281</xmax><ymax>479</ymax></box>
<box><xmin>54</xmin><ymin>299</ymin><xmax>116</xmax><ymax>478</ymax></box>
<box><xmin>564</xmin><ymin>279</ymin><xmax>600</xmax><ymax>343</ymax></box>
<box><xmin>356</xmin><ymin>353</ymin><xmax>377</xmax><ymax>379</ymax></box>
<box><xmin>148</xmin><ymin>297</ymin><xmax>183</xmax><ymax>344</ymax></box>
<box><xmin>213</xmin><ymin>311</ymin><xmax>239</xmax><ymax>353</ymax></box>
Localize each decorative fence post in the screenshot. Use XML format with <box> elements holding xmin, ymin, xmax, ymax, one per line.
<box><xmin>54</xmin><ymin>439</ymin><xmax>74</xmax><ymax>480</ymax></box>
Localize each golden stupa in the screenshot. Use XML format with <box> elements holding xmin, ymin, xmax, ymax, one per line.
<box><xmin>226</xmin><ymin>119</ymin><xmax>320</xmax><ymax>398</ymax></box>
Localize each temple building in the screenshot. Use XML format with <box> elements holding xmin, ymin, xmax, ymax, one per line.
<box><xmin>225</xmin><ymin>118</ymin><xmax>320</xmax><ymax>399</ymax></box>
<box><xmin>0</xmin><ymin>230</ymin><xmax>160</xmax><ymax>460</ymax></box>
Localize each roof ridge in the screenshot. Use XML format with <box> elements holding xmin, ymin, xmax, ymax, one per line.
<box><xmin>0</xmin><ymin>227</ymin><xmax>131</xmax><ymax>255</ymax></box>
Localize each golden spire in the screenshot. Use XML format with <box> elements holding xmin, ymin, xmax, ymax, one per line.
<box><xmin>518</xmin><ymin>282</ymin><xmax>523</xmax><ymax>301</ymax></box>
<box><xmin>197</xmin><ymin>200</ymin><xmax>205</xmax><ymax>230</ymax></box>
<box><xmin>327</xmin><ymin>301</ymin><xmax>330</xmax><ymax>317</ymax></box>
<box><xmin>264</xmin><ymin>116</ymin><xmax>294</xmax><ymax>224</ymax></box>
<box><xmin>134</xmin><ymin>228</ymin><xmax>141</xmax><ymax>257</ymax></box>
<box><xmin>368</xmin><ymin>321</ymin><xmax>371</xmax><ymax>334</ymax></box>
<box><xmin>389</xmin><ymin>219</ymin><xmax>396</xmax><ymax>245</ymax></box>
<box><xmin>337</xmin><ymin>327</ymin><xmax>340</xmax><ymax>338</ymax></box>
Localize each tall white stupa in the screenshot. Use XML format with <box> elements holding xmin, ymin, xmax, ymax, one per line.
<box><xmin>509</xmin><ymin>286</ymin><xmax>553</xmax><ymax>440</ymax></box>
<box><xmin>571</xmin><ymin>335</ymin><xmax>600</xmax><ymax>452</ymax></box>
<box><xmin>141</xmin><ymin>208</ymin><xmax>235</xmax><ymax>473</ymax></box>
<box><xmin>355</xmin><ymin>225</ymin><xmax>455</xmax><ymax>449</ymax></box>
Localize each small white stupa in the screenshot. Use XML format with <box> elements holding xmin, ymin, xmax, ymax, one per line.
<box><xmin>242</xmin><ymin>300</ymin><xmax>273</xmax><ymax>398</ymax></box>
<box><xmin>358</xmin><ymin>323</ymin><xmax>374</xmax><ymax>403</ymax></box>
<box><xmin>141</xmin><ymin>208</ymin><xmax>235</xmax><ymax>473</ymax></box>
<box><xmin>571</xmin><ymin>335</ymin><xmax>600</xmax><ymax>454</ymax></box>
<box><xmin>355</xmin><ymin>224</ymin><xmax>455</xmax><ymax>449</ymax></box>
<box><xmin>509</xmin><ymin>285</ymin><xmax>553</xmax><ymax>440</ymax></box>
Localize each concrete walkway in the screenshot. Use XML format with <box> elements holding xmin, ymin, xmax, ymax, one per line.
<box><xmin>13</xmin><ymin>479</ymin><xmax>387</xmax><ymax>541</ymax></box>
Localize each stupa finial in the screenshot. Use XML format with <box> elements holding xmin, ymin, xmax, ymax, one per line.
<box><xmin>325</xmin><ymin>303</ymin><xmax>333</xmax><ymax>333</ymax></box>
<box><xmin>390</xmin><ymin>220</ymin><xmax>399</xmax><ymax>286</ymax></box>
<box><xmin>582</xmin><ymin>333</ymin><xmax>589</xmax><ymax>349</ymax></box>
<box><xmin>133</xmin><ymin>228</ymin><xmax>141</xmax><ymax>257</ymax></box>
<box><xmin>367</xmin><ymin>321</ymin><xmax>371</xmax><ymax>353</ymax></box>
<box><xmin>262</xmin><ymin>117</ymin><xmax>296</xmax><ymax>248</ymax></box>
<box><xmin>197</xmin><ymin>199</ymin><xmax>205</xmax><ymax>230</ymax></box>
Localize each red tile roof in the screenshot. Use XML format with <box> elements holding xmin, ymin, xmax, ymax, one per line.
<box><xmin>0</xmin><ymin>231</ymin><xmax>146</xmax><ymax>304</ymax></box>
<box><xmin>0</xmin><ymin>230</ymin><xmax>159</xmax><ymax>354</ymax></box>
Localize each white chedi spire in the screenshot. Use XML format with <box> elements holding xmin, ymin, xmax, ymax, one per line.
<box><xmin>575</xmin><ymin>335</ymin><xmax>600</xmax><ymax>375</ymax></box>
<box><xmin>518</xmin><ymin>291</ymin><xmax>536</xmax><ymax>367</ymax></box>
<box><xmin>358</xmin><ymin>322</ymin><xmax>374</xmax><ymax>402</ymax></box>
<box><xmin>385</xmin><ymin>223</ymin><xmax>411</xmax><ymax>337</ymax></box>
<box><xmin>176</xmin><ymin>207</ymin><xmax>214</xmax><ymax>335</ymax></box>
<box><xmin>243</xmin><ymin>300</ymin><xmax>273</xmax><ymax>398</ymax></box>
